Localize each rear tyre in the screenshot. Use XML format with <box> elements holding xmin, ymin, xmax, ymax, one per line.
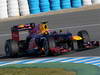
<box><xmin>77</xmin><ymin>30</ymin><xmax>90</xmax><ymax>48</ymax></box>
<box><xmin>5</xmin><ymin>39</ymin><xmax>19</xmax><ymax>57</ymax></box>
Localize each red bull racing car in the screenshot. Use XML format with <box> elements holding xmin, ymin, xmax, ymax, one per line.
<box><xmin>5</xmin><ymin>22</ymin><xmax>100</xmax><ymax>57</ymax></box>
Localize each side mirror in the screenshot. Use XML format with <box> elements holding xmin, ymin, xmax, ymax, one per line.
<box><xmin>30</xmin><ymin>23</ymin><xmax>35</xmax><ymax>28</ymax></box>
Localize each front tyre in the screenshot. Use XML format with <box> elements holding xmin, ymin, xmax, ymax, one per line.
<box><xmin>77</xmin><ymin>30</ymin><xmax>90</xmax><ymax>43</ymax></box>
<box><xmin>40</xmin><ymin>37</ymin><xmax>49</xmax><ymax>56</ymax></box>
<box><xmin>48</xmin><ymin>37</ymin><xmax>60</xmax><ymax>56</ymax></box>
<box><xmin>77</xmin><ymin>30</ymin><xmax>90</xmax><ymax>49</ymax></box>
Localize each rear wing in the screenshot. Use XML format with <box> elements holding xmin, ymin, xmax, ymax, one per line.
<box><xmin>11</xmin><ymin>23</ymin><xmax>35</xmax><ymax>32</ymax></box>
<box><xmin>11</xmin><ymin>23</ymin><xmax>35</xmax><ymax>41</ymax></box>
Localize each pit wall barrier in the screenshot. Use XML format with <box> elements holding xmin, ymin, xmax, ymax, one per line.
<box><xmin>0</xmin><ymin>0</ymin><xmax>100</xmax><ymax>19</ymax></box>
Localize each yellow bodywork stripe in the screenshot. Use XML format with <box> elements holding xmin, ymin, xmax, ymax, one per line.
<box><xmin>72</xmin><ymin>35</ymin><xmax>82</xmax><ymax>40</ymax></box>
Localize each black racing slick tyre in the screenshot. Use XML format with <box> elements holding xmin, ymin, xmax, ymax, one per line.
<box><xmin>48</xmin><ymin>38</ymin><xmax>56</xmax><ymax>49</ymax></box>
<box><xmin>72</xmin><ymin>41</ymin><xmax>79</xmax><ymax>51</ymax></box>
<box><xmin>77</xmin><ymin>30</ymin><xmax>90</xmax><ymax>49</ymax></box>
<box><xmin>41</xmin><ymin>37</ymin><xmax>49</xmax><ymax>56</ymax></box>
<box><xmin>48</xmin><ymin>37</ymin><xmax>60</xmax><ymax>56</ymax></box>
<box><xmin>5</xmin><ymin>39</ymin><xmax>19</xmax><ymax>57</ymax></box>
<box><xmin>77</xmin><ymin>30</ymin><xmax>90</xmax><ymax>43</ymax></box>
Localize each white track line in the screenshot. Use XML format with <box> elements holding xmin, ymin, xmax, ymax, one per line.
<box><xmin>73</xmin><ymin>57</ymin><xmax>100</xmax><ymax>63</ymax></box>
<box><xmin>0</xmin><ymin>61</ymin><xmax>22</xmax><ymax>66</ymax></box>
<box><xmin>85</xmin><ymin>60</ymin><xmax>100</xmax><ymax>63</ymax></box>
<box><xmin>51</xmin><ymin>24</ymin><xmax>100</xmax><ymax>30</ymax></box>
<box><xmin>0</xmin><ymin>57</ymin><xmax>100</xmax><ymax>67</ymax></box>
<box><xmin>0</xmin><ymin>23</ymin><xmax>100</xmax><ymax>37</ymax></box>
<box><xmin>60</xmin><ymin>57</ymin><xmax>86</xmax><ymax>62</ymax></box>
<box><xmin>44</xmin><ymin>58</ymin><xmax>67</xmax><ymax>63</ymax></box>
<box><xmin>93</xmin><ymin>63</ymin><xmax>100</xmax><ymax>65</ymax></box>
<box><xmin>23</xmin><ymin>59</ymin><xmax>51</xmax><ymax>64</ymax></box>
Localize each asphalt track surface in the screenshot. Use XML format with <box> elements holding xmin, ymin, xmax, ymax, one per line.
<box><xmin>0</xmin><ymin>8</ymin><xmax>100</xmax><ymax>59</ymax></box>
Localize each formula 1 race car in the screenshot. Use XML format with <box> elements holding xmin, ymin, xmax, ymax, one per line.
<box><xmin>5</xmin><ymin>22</ymin><xmax>100</xmax><ymax>57</ymax></box>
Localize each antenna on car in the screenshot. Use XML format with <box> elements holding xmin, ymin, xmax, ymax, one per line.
<box><xmin>41</xmin><ymin>17</ymin><xmax>48</xmax><ymax>24</ymax></box>
<box><xmin>41</xmin><ymin>21</ymin><xmax>48</xmax><ymax>24</ymax></box>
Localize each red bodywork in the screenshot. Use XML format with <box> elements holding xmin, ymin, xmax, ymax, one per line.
<box><xmin>12</xmin><ymin>31</ymin><xmax>19</xmax><ymax>41</ymax></box>
<box><xmin>50</xmin><ymin>48</ymin><xmax>71</xmax><ymax>55</ymax></box>
<box><xmin>84</xmin><ymin>41</ymin><xmax>100</xmax><ymax>48</ymax></box>
<box><xmin>11</xmin><ymin>24</ymin><xmax>33</xmax><ymax>41</ymax></box>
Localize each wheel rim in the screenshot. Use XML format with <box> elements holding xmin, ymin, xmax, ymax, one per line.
<box><xmin>82</xmin><ymin>33</ymin><xmax>90</xmax><ymax>43</ymax></box>
<box><xmin>44</xmin><ymin>40</ymin><xmax>49</xmax><ymax>56</ymax></box>
<box><xmin>78</xmin><ymin>30</ymin><xmax>90</xmax><ymax>43</ymax></box>
<box><xmin>42</xmin><ymin>38</ymin><xmax>49</xmax><ymax>56</ymax></box>
<box><xmin>5</xmin><ymin>45</ymin><xmax>11</xmax><ymax>57</ymax></box>
<box><xmin>73</xmin><ymin>41</ymin><xmax>78</xmax><ymax>50</ymax></box>
<box><xmin>63</xmin><ymin>43</ymin><xmax>69</xmax><ymax>49</ymax></box>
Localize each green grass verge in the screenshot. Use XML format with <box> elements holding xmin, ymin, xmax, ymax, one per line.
<box><xmin>0</xmin><ymin>63</ymin><xmax>100</xmax><ymax>75</ymax></box>
<box><xmin>0</xmin><ymin>68</ymin><xmax>76</xmax><ymax>75</ymax></box>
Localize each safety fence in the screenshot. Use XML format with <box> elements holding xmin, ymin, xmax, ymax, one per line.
<box><xmin>0</xmin><ymin>0</ymin><xmax>100</xmax><ymax>19</ymax></box>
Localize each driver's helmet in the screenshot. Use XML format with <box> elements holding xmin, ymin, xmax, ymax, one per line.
<box><xmin>39</xmin><ymin>21</ymin><xmax>49</xmax><ymax>34</ymax></box>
